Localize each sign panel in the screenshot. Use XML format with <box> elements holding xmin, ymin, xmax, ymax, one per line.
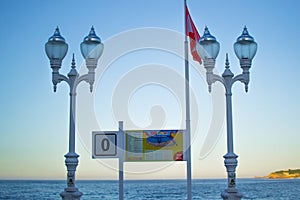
<box><xmin>92</xmin><ymin>131</ymin><xmax>118</xmax><ymax>158</ymax></box>
<box><xmin>126</xmin><ymin>130</ymin><xmax>184</xmax><ymax>162</ymax></box>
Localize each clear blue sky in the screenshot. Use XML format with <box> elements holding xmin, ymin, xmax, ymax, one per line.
<box><xmin>0</xmin><ymin>0</ymin><xmax>299</xmax><ymax>180</ymax></box>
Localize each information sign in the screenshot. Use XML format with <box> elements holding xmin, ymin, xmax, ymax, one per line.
<box><xmin>125</xmin><ymin>130</ymin><xmax>184</xmax><ymax>161</ymax></box>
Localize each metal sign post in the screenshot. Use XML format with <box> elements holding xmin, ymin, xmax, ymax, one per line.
<box><xmin>118</xmin><ymin>121</ymin><xmax>124</xmax><ymax>200</ymax></box>
<box><xmin>92</xmin><ymin>121</ymin><xmax>125</xmax><ymax>200</ymax></box>
<box><xmin>92</xmin><ymin>122</ymin><xmax>190</xmax><ymax>200</ymax></box>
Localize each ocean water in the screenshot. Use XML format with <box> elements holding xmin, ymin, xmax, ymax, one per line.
<box><xmin>0</xmin><ymin>179</ymin><xmax>299</xmax><ymax>199</ymax></box>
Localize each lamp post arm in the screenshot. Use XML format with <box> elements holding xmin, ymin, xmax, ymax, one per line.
<box><xmin>74</xmin><ymin>72</ymin><xmax>95</xmax><ymax>92</ymax></box>
<box><xmin>75</xmin><ymin>74</ymin><xmax>89</xmax><ymax>87</ymax></box>
<box><xmin>67</xmin><ymin>55</ymin><xmax>96</xmax><ymax>92</ymax></box>
<box><xmin>206</xmin><ymin>73</ymin><xmax>225</xmax><ymax>93</ymax></box>
<box><xmin>232</xmin><ymin>72</ymin><xmax>250</xmax><ymax>93</ymax></box>
<box><xmin>52</xmin><ymin>73</ymin><xmax>70</xmax><ymax>92</ymax></box>
<box><xmin>211</xmin><ymin>73</ymin><xmax>225</xmax><ymax>86</ymax></box>
<box><xmin>232</xmin><ymin>74</ymin><xmax>244</xmax><ymax>84</ymax></box>
<box><xmin>236</xmin><ymin>58</ymin><xmax>252</xmax><ymax>92</ymax></box>
<box><xmin>74</xmin><ymin>58</ymin><xmax>98</xmax><ymax>92</ymax></box>
<box><xmin>203</xmin><ymin>58</ymin><xmax>226</xmax><ymax>92</ymax></box>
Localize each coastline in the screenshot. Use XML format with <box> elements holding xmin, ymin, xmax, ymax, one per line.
<box><xmin>255</xmin><ymin>169</ymin><xmax>300</xmax><ymax>179</ymax></box>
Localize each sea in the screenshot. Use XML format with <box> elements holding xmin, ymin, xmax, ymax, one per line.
<box><xmin>0</xmin><ymin>178</ymin><xmax>299</xmax><ymax>199</ymax></box>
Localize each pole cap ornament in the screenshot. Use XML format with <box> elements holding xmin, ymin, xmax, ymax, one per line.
<box><xmin>83</xmin><ymin>26</ymin><xmax>101</xmax><ymax>44</ymax></box>
<box><xmin>236</xmin><ymin>26</ymin><xmax>255</xmax><ymax>43</ymax></box>
<box><xmin>48</xmin><ymin>27</ymin><xmax>66</xmax><ymax>43</ymax></box>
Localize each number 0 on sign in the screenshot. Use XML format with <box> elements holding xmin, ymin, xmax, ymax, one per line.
<box><xmin>92</xmin><ymin>132</ymin><xmax>117</xmax><ymax>158</ymax></box>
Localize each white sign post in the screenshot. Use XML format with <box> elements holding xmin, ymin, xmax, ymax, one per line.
<box><xmin>92</xmin><ymin>121</ymin><xmax>125</xmax><ymax>200</ymax></box>
<box><xmin>118</xmin><ymin>121</ymin><xmax>124</xmax><ymax>200</ymax></box>
<box><xmin>92</xmin><ymin>121</ymin><xmax>191</xmax><ymax>200</ymax></box>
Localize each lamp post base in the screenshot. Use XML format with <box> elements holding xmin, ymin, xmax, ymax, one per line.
<box><xmin>60</xmin><ymin>189</ymin><xmax>82</xmax><ymax>200</ymax></box>
<box><xmin>221</xmin><ymin>189</ymin><xmax>243</xmax><ymax>200</ymax></box>
<box><xmin>222</xmin><ymin>152</ymin><xmax>242</xmax><ymax>200</ymax></box>
<box><xmin>61</xmin><ymin>152</ymin><xmax>82</xmax><ymax>199</ymax></box>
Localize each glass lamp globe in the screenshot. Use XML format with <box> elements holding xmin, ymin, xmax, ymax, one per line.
<box><xmin>80</xmin><ymin>27</ymin><xmax>104</xmax><ymax>60</ymax></box>
<box><xmin>234</xmin><ymin>27</ymin><xmax>257</xmax><ymax>60</ymax></box>
<box><xmin>45</xmin><ymin>27</ymin><xmax>68</xmax><ymax>60</ymax></box>
<box><xmin>197</xmin><ymin>26</ymin><xmax>220</xmax><ymax>60</ymax></box>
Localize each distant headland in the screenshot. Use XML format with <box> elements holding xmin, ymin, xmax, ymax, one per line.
<box><xmin>256</xmin><ymin>169</ymin><xmax>300</xmax><ymax>179</ymax></box>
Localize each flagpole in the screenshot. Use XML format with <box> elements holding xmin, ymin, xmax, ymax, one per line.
<box><xmin>184</xmin><ymin>0</ymin><xmax>192</xmax><ymax>199</ymax></box>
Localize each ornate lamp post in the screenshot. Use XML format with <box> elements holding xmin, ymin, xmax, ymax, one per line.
<box><xmin>196</xmin><ymin>26</ymin><xmax>257</xmax><ymax>199</ymax></box>
<box><xmin>45</xmin><ymin>27</ymin><xmax>104</xmax><ymax>200</ymax></box>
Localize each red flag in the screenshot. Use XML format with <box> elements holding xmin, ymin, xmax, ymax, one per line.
<box><xmin>185</xmin><ymin>5</ymin><xmax>202</xmax><ymax>64</ymax></box>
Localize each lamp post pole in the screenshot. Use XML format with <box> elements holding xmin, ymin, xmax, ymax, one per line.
<box><xmin>197</xmin><ymin>27</ymin><xmax>257</xmax><ymax>200</ymax></box>
<box><xmin>45</xmin><ymin>27</ymin><xmax>104</xmax><ymax>200</ymax></box>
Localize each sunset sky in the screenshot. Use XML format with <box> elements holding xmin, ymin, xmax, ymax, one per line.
<box><xmin>0</xmin><ymin>0</ymin><xmax>299</xmax><ymax>180</ymax></box>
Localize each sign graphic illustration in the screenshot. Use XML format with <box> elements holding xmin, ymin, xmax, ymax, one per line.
<box><xmin>126</xmin><ymin>130</ymin><xmax>184</xmax><ymax>161</ymax></box>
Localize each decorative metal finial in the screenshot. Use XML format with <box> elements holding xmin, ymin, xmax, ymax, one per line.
<box><xmin>236</xmin><ymin>26</ymin><xmax>255</xmax><ymax>43</ymax></box>
<box><xmin>71</xmin><ymin>53</ymin><xmax>76</xmax><ymax>69</ymax></box>
<box><xmin>48</xmin><ymin>26</ymin><xmax>66</xmax><ymax>42</ymax></box>
<box><xmin>203</xmin><ymin>26</ymin><xmax>212</xmax><ymax>38</ymax></box>
<box><xmin>222</xmin><ymin>53</ymin><xmax>234</xmax><ymax>78</ymax></box>
<box><xmin>200</xmin><ymin>26</ymin><xmax>218</xmax><ymax>43</ymax></box>
<box><xmin>225</xmin><ymin>53</ymin><xmax>230</xmax><ymax>69</ymax></box>
<box><xmin>208</xmin><ymin>84</ymin><xmax>212</xmax><ymax>93</ymax></box>
<box><xmin>67</xmin><ymin>53</ymin><xmax>78</xmax><ymax>77</ymax></box>
<box><xmin>83</xmin><ymin>26</ymin><xmax>101</xmax><ymax>43</ymax></box>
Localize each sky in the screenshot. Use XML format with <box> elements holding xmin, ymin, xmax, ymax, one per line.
<box><xmin>0</xmin><ymin>0</ymin><xmax>299</xmax><ymax>181</ymax></box>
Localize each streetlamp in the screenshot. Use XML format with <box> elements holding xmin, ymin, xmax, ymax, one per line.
<box><xmin>45</xmin><ymin>27</ymin><xmax>104</xmax><ymax>200</ymax></box>
<box><xmin>196</xmin><ymin>26</ymin><xmax>257</xmax><ymax>199</ymax></box>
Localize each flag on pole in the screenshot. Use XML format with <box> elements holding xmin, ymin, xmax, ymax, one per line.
<box><xmin>185</xmin><ymin>5</ymin><xmax>202</xmax><ymax>64</ymax></box>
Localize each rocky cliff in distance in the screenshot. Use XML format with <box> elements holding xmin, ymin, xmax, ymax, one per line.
<box><xmin>257</xmin><ymin>169</ymin><xmax>300</xmax><ymax>179</ymax></box>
